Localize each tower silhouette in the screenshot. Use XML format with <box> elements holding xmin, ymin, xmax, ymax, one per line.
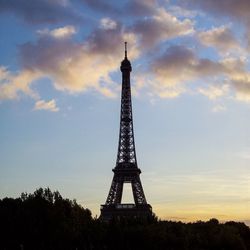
<box><xmin>100</xmin><ymin>43</ymin><xmax>152</xmax><ymax>220</ymax></box>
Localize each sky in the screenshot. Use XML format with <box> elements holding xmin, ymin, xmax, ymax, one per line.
<box><xmin>0</xmin><ymin>0</ymin><xmax>249</xmax><ymax>225</ymax></box>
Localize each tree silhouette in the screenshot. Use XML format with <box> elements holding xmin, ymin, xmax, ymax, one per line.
<box><xmin>0</xmin><ymin>188</ymin><xmax>249</xmax><ymax>250</ymax></box>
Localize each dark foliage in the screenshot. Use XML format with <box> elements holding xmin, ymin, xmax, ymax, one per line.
<box><xmin>1</xmin><ymin>188</ymin><xmax>250</xmax><ymax>250</ymax></box>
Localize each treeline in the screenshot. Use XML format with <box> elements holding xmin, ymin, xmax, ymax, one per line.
<box><xmin>0</xmin><ymin>188</ymin><xmax>250</xmax><ymax>250</ymax></box>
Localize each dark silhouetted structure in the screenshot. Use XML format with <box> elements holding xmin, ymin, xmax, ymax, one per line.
<box><xmin>100</xmin><ymin>43</ymin><xmax>152</xmax><ymax>220</ymax></box>
<box><xmin>2</xmin><ymin>189</ymin><xmax>250</xmax><ymax>249</ymax></box>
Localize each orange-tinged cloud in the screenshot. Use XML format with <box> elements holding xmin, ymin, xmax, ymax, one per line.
<box><xmin>198</xmin><ymin>26</ymin><xmax>241</xmax><ymax>54</ymax></box>
<box><xmin>2</xmin><ymin>24</ymin><xmax>139</xmax><ymax>101</ymax></box>
<box><xmin>34</xmin><ymin>99</ymin><xmax>59</xmax><ymax>112</ymax></box>
<box><xmin>0</xmin><ymin>67</ymin><xmax>41</xmax><ymax>100</ymax></box>
<box><xmin>145</xmin><ymin>46</ymin><xmax>250</xmax><ymax>101</ymax></box>
<box><xmin>198</xmin><ymin>85</ymin><xmax>229</xmax><ymax>100</ymax></box>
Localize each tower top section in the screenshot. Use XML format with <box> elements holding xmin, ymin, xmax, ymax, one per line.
<box><xmin>120</xmin><ymin>42</ymin><xmax>132</xmax><ymax>72</ymax></box>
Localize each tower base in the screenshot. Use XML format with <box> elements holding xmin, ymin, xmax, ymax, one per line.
<box><xmin>100</xmin><ymin>204</ymin><xmax>152</xmax><ymax>221</ymax></box>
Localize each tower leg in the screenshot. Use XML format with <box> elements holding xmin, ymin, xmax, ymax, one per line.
<box><xmin>105</xmin><ymin>176</ymin><xmax>123</xmax><ymax>205</ymax></box>
<box><xmin>132</xmin><ymin>176</ymin><xmax>147</xmax><ymax>205</ymax></box>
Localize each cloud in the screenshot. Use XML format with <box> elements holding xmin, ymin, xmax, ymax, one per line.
<box><xmin>221</xmin><ymin>57</ymin><xmax>250</xmax><ymax>102</ymax></box>
<box><xmin>130</xmin><ymin>8</ymin><xmax>194</xmax><ymax>48</ymax></box>
<box><xmin>37</xmin><ymin>26</ymin><xmax>76</xmax><ymax>39</ymax></box>
<box><xmin>16</xmin><ymin>24</ymin><xmax>139</xmax><ymax>98</ymax></box>
<box><xmin>100</xmin><ymin>18</ymin><xmax>117</xmax><ymax>30</ymax></box>
<box><xmin>80</xmin><ymin>0</ymin><xmax>156</xmax><ymax>17</ymax></box>
<box><xmin>245</xmin><ymin>33</ymin><xmax>250</xmax><ymax>51</ymax></box>
<box><xmin>125</xmin><ymin>0</ymin><xmax>157</xmax><ymax>16</ymax></box>
<box><xmin>0</xmin><ymin>0</ymin><xmax>83</xmax><ymax>24</ymax></box>
<box><xmin>79</xmin><ymin>0</ymin><xmax>119</xmax><ymax>15</ymax></box>
<box><xmin>34</xmin><ymin>99</ymin><xmax>59</xmax><ymax>112</ymax></box>
<box><xmin>168</xmin><ymin>5</ymin><xmax>198</xmax><ymax>18</ymax></box>
<box><xmin>87</xmin><ymin>21</ymin><xmax>139</xmax><ymax>56</ymax></box>
<box><xmin>231</xmin><ymin>78</ymin><xmax>250</xmax><ymax>102</ymax></box>
<box><xmin>182</xmin><ymin>0</ymin><xmax>250</xmax><ymax>52</ymax></box>
<box><xmin>2</xmin><ymin>25</ymin><xmax>250</xmax><ymax>104</ymax></box>
<box><xmin>151</xmin><ymin>45</ymin><xmax>223</xmax><ymax>87</ymax></box>
<box><xmin>1</xmin><ymin>6</ymin><xmax>195</xmax><ymax>103</ymax></box>
<box><xmin>189</xmin><ymin>0</ymin><xmax>250</xmax><ymax>23</ymax></box>
<box><xmin>1</xmin><ymin>3</ymin><xmax>250</xmax><ymax>105</ymax></box>
<box><xmin>198</xmin><ymin>85</ymin><xmax>229</xmax><ymax>100</ymax></box>
<box><xmin>154</xmin><ymin>86</ymin><xmax>185</xmax><ymax>98</ymax></box>
<box><xmin>0</xmin><ymin>67</ymin><xmax>40</xmax><ymax>100</ymax></box>
<box><xmin>146</xmin><ymin>45</ymin><xmax>250</xmax><ymax>101</ymax></box>
<box><xmin>198</xmin><ymin>26</ymin><xmax>241</xmax><ymax>54</ymax></box>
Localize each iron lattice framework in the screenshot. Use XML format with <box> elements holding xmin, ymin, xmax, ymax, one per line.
<box><xmin>100</xmin><ymin>43</ymin><xmax>152</xmax><ymax>220</ymax></box>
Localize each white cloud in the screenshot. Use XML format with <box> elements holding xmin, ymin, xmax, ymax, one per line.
<box><xmin>198</xmin><ymin>85</ymin><xmax>229</xmax><ymax>100</ymax></box>
<box><xmin>168</xmin><ymin>5</ymin><xmax>198</xmax><ymax>18</ymax></box>
<box><xmin>100</xmin><ymin>18</ymin><xmax>117</xmax><ymax>30</ymax></box>
<box><xmin>34</xmin><ymin>99</ymin><xmax>59</xmax><ymax>112</ymax></box>
<box><xmin>37</xmin><ymin>25</ymin><xmax>76</xmax><ymax>39</ymax></box>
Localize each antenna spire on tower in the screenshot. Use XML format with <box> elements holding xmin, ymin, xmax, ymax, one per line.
<box><xmin>125</xmin><ymin>41</ymin><xmax>127</xmax><ymax>59</ymax></box>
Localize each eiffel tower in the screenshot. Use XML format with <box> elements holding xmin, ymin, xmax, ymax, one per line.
<box><xmin>100</xmin><ymin>43</ymin><xmax>152</xmax><ymax>220</ymax></box>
